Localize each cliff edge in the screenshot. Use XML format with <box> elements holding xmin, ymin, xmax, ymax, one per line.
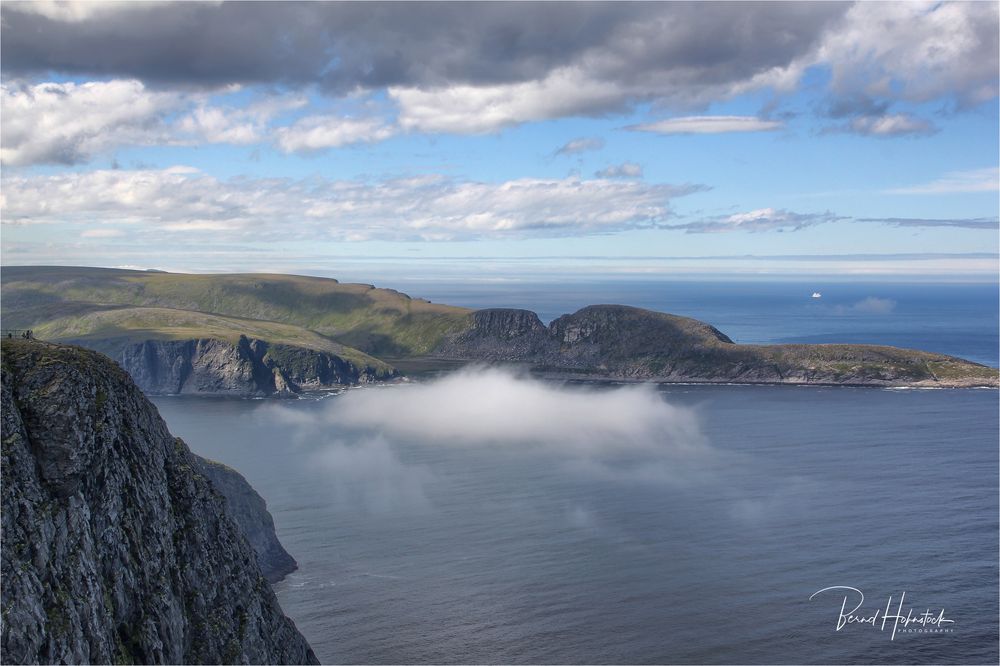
<box><xmin>194</xmin><ymin>457</ymin><xmax>298</xmax><ymax>584</ymax></box>
<box><xmin>0</xmin><ymin>339</ymin><xmax>318</xmax><ymax>664</ymax></box>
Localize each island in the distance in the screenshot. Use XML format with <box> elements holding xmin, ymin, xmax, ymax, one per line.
<box><xmin>2</xmin><ymin>265</ymin><xmax>996</xmax><ymax>393</ymax></box>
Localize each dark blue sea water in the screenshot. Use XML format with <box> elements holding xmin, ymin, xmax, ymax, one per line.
<box><xmin>151</xmin><ymin>280</ymin><xmax>999</xmax><ymax>664</ymax></box>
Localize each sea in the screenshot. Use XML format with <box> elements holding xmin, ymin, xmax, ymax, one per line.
<box><xmin>151</xmin><ymin>279</ymin><xmax>999</xmax><ymax>664</ymax></box>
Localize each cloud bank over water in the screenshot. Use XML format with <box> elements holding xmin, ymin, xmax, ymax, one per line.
<box><xmin>262</xmin><ymin>369</ymin><xmax>818</xmax><ymax>523</ymax></box>
<box><xmin>320</xmin><ymin>368</ymin><xmax>708</xmax><ymax>458</ymax></box>
<box><xmin>264</xmin><ymin>368</ymin><xmax>712</xmax><ymax>510</ymax></box>
<box><xmin>312</xmin><ymin>435</ymin><xmax>435</xmax><ymax>515</ymax></box>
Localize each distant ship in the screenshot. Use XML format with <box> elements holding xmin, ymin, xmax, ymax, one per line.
<box><xmin>811</xmin><ymin>292</ymin><xmax>822</xmax><ymax>299</ymax></box>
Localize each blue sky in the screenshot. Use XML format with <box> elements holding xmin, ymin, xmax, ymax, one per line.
<box><xmin>1</xmin><ymin>1</ymin><xmax>997</xmax><ymax>280</ymax></box>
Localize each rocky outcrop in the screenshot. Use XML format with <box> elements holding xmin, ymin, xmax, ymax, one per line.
<box><xmin>114</xmin><ymin>335</ymin><xmax>395</xmax><ymax>397</ymax></box>
<box><xmin>194</xmin><ymin>457</ymin><xmax>297</xmax><ymax>584</ymax></box>
<box><xmin>435</xmin><ymin>309</ymin><xmax>556</xmax><ymax>361</ymax></box>
<box><xmin>0</xmin><ymin>339</ymin><xmax>318</xmax><ymax>664</ymax></box>
<box><xmin>435</xmin><ymin>305</ymin><xmax>998</xmax><ymax>387</ymax></box>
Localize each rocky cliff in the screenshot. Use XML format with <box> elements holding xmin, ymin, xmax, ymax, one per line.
<box><xmin>0</xmin><ymin>339</ymin><xmax>318</xmax><ymax>664</ymax></box>
<box><xmin>436</xmin><ymin>305</ymin><xmax>998</xmax><ymax>387</ymax></box>
<box><xmin>194</xmin><ymin>457</ymin><xmax>298</xmax><ymax>584</ymax></box>
<box><xmin>113</xmin><ymin>335</ymin><xmax>395</xmax><ymax>397</ymax></box>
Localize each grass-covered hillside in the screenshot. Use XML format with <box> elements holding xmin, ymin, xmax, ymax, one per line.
<box><xmin>17</xmin><ymin>304</ymin><xmax>392</xmax><ymax>375</ymax></box>
<box><xmin>3</xmin><ymin>266</ymin><xmax>996</xmax><ymax>388</ymax></box>
<box><xmin>2</xmin><ymin>266</ymin><xmax>471</xmax><ymax>357</ymax></box>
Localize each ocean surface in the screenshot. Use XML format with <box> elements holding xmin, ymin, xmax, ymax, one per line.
<box><xmin>151</xmin><ymin>280</ymin><xmax>999</xmax><ymax>664</ymax></box>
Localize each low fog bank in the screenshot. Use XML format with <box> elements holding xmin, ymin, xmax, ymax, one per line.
<box><xmin>307</xmin><ymin>367</ymin><xmax>708</xmax><ymax>458</ymax></box>
<box><xmin>262</xmin><ymin>368</ymin><xmax>803</xmax><ymax>520</ymax></box>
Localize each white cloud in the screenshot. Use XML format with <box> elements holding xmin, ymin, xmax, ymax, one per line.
<box><xmin>1</xmin><ymin>166</ymin><xmax>703</xmax><ymax>241</ymax></box>
<box><xmin>629</xmin><ymin>116</ymin><xmax>783</xmax><ymax>135</ymax></box>
<box><xmin>0</xmin><ymin>80</ymin><xmax>316</xmax><ymax>166</ymax></box>
<box><xmin>554</xmin><ymin>137</ymin><xmax>605</xmax><ymax>156</ymax></box>
<box><xmin>3</xmin><ymin>2</ymin><xmax>995</xmax><ymax>149</ymax></box>
<box><xmin>595</xmin><ymin>162</ymin><xmax>643</xmax><ymax>179</ymax></box>
<box><xmin>0</xmin><ymin>79</ymin><xmax>179</xmax><ymax>165</ymax></box>
<box><xmin>383</xmin><ymin>1</ymin><xmax>997</xmax><ymax>135</ymax></box>
<box><xmin>0</xmin><ymin>80</ymin><xmax>315</xmax><ymax>164</ymax></box>
<box><xmin>390</xmin><ymin>67</ymin><xmax>627</xmax><ymax>133</ymax></box>
<box><xmin>845</xmin><ymin>113</ymin><xmax>935</xmax><ymax>137</ymax></box>
<box><xmin>8</xmin><ymin>0</ymin><xmax>168</xmax><ymax>22</ymax></box>
<box><xmin>274</xmin><ymin>115</ymin><xmax>396</xmax><ymax>152</ymax></box>
<box><xmin>674</xmin><ymin>208</ymin><xmax>840</xmax><ymax>233</ymax></box>
<box><xmin>815</xmin><ymin>1</ymin><xmax>999</xmax><ymax>106</ymax></box>
<box><xmin>885</xmin><ymin>167</ymin><xmax>1000</xmax><ymax>195</ymax></box>
<box><xmin>176</xmin><ymin>95</ymin><xmax>308</xmax><ymax>146</ymax></box>
<box><xmin>176</xmin><ymin>106</ymin><xmax>261</xmax><ymax>145</ymax></box>
<box><xmin>279</xmin><ymin>367</ymin><xmax>708</xmax><ymax>460</ymax></box>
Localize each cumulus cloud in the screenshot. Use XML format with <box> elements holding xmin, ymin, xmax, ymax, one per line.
<box><xmin>595</xmin><ymin>162</ymin><xmax>643</xmax><ymax>179</ymax></box>
<box><xmin>176</xmin><ymin>105</ymin><xmax>261</xmax><ymax>145</ymax></box>
<box><xmin>176</xmin><ymin>95</ymin><xmax>306</xmax><ymax>145</ymax></box>
<box><xmin>0</xmin><ymin>2</ymin><xmax>843</xmax><ymax>103</ymax></box>
<box><xmin>554</xmin><ymin>137</ymin><xmax>605</xmax><ymax>157</ymax></box>
<box><xmin>274</xmin><ymin>115</ymin><xmax>396</xmax><ymax>152</ymax></box>
<box><xmin>815</xmin><ymin>1</ymin><xmax>999</xmax><ymax>107</ymax></box>
<box><xmin>883</xmin><ymin>167</ymin><xmax>1000</xmax><ymax>195</ymax></box>
<box><xmin>673</xmin><ymin>208</ymin><xmax>841</xmax><ymax>233</ymax></box>
<box><xmin>0</xmin><ymin>79</ymin><xmax>179</xmax><ymax>165</ymax></box>
<box><xmin>1</xmin><ymin>2</ymin><xmax>994</xmax><ymax>140</ymax></box>
<box><xmin>628</xmin><ymin>116</ymin><xmax>783</xmax><ymax>135</ymax></box>
<box><xmin>0</xmin><ymin>166</ymin><xmax>703</xmax><ymax>241</ymax></box>
<box><xmin>282</xmin><ymin>368</ymin><xmax>709</xmax><ymax>463</ymax></box>
<box><xmin>0</xmin><ymin>79</ymin><xmax>315</xmax><ymax>165</ymax></box>
<box><xmin>389</xmin><ymin>69</ymin><xmax>630</xmax><ymax>133</ymax></box>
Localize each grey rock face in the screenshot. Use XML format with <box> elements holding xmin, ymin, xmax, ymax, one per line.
<box><xmin>437</xmin><ymin>305</ymin><xmax>729</xmax><ymax>374</ymax></box>
<box><xmin>194</xmin><ymin>457</ymin><xmax>298</xmax><ymax>584</ymax></box>
<box><xmin>0</xmin><ymin>339</ymin><xmax>318</xmax><ymax>664</ymax></box>
<box><xmin>114</xmin><ymin>335</ymin><xmax>391</xmax><ymax>396</ymax></box>
<box><xmin>435</xmin><ymin>308</ymin><xmax>558</xmax><ymax>361</ymax></box>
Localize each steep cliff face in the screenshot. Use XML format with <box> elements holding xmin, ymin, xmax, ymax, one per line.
<box><xmin>435</xmin><ymin>305</ymin><xmax>998</xmax><ymax>387</ymax></box>
<box><xmin>437</xmin><ymin>305</ymin><xmax>737</xmax><ymax>373</ymax></box>
<box><xmin>0</xmin><ymin>340</ymin><xmax>318</xmax><ymax>664</ymax></box>
<box><xmin>194</xmin><ymin>457</ymin><xmax>297</xmax><ymax>584</ymax></box>
<box><xmin>114</xmin><ymin>335</ymin><xmax>395</xmax><ymax>396</ymax></box>
<box><xmin>435</xmin><ymin>309</ymin><xmax>556</xmax><ymax>361</ymax></box>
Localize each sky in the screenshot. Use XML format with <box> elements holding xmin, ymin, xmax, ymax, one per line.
<box><xmin>1</xmin><ymin>0</ymin><xmax>998</xmax><ymax>281</ymax></box>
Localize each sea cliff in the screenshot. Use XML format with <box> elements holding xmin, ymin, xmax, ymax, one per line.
<box><xmin>194</xmin><ymin>457</ymin><xmax>298</xmax><ymax>584</ymax></box>
<box><xmin>0</xmin><ymin>339</ymin><xmax>318</xmax><ymax>664</ymax></box>
<box><xmin>115</xmin><ymin>335</ymin><xmax>395</xmax><ymax>397</ymax></box>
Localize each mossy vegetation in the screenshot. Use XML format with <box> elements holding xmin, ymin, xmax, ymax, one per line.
<box><xmin>2</xmin><ymin>266</ymin><xmax>470</xmax><ymax>357</ymax></box>
<box><xmin>2</xmin><ymin>267</ymin><xmax>996</xmax><ymax>387</ymax></box>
